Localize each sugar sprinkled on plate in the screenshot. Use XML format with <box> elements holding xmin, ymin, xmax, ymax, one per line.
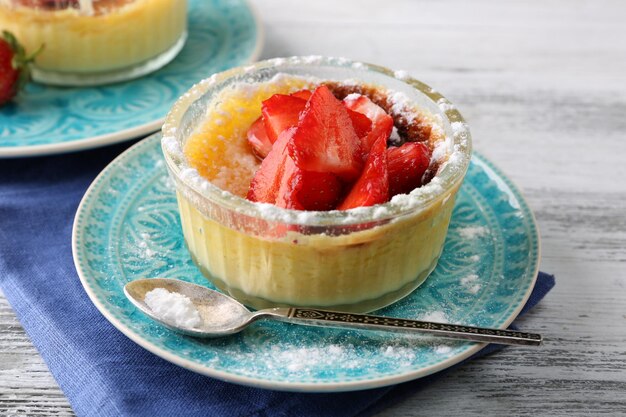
<box><xmin>144</xmin><ymin>288</ymin><xmax>202</xmax><ymax>328</ymax></box>
<box><xmin>419</xmin><ymin>310</ymin><xmax>448</xmax><ymax>323</ymax></box>
<box><xmin>460</xmin><ymin>274</ymin><xmax>481</xmax><ymax>294</ymax></box>
<box><xmin>459</xmin><ymin>226</ymin><xmax>489</xmax><ymax>239</ymax></box>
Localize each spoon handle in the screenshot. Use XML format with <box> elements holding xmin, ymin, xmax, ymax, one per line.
<box><xmin>262</xmin><ymin>308</ymin><xmax>542</xmax><ymax>346</ymax></box>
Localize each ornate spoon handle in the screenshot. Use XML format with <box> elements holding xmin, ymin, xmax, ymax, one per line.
<box><xmin>260</xmin><ymin>308</ymin><xmax>542</xmax><ymax>346</ymax></box>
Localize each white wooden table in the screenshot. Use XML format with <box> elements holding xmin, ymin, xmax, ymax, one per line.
<box><xmin>2</xmin><ymin>0</ymin><xmax>625</xmax><ymax>415</ymax></box>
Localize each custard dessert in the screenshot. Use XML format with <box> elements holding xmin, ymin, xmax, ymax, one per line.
<box><xmin>0</xmin><ymin>0</ymin><xmax>187</xmax><ymax>85</ymax></box>
<box><xmin>162</xmin><ymin>57</ymin><xmax>472</xmax><ymax>312</ymax></box>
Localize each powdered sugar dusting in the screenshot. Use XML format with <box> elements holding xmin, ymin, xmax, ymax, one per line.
<box><xmin>381</xmin><ymin>345</ymin><xmax>417</xmax><ymax>363</ymax></box>
<box><xmin>431</xmin><ymin>136</ymin><xmax>451</xmax><ymax>164</ymax></box>
<box><xmin>302</xmin><ymin>55</ymin><xmax>324</xmax><ymax>64</ymax></box>
<box><xmin>459</xmin><ymin>226</ymin><xmax>489</xmax><ymax>239</ymax></box>
<box><xmin>393</xmin><ymin>70</ymin><xmax>411</xmax><ymax>80</ymax></box>
<box><xmin>388</xmin><ymin>126</ymin><xmax>402</xmax><ymax>146</ymax></box>
<box><xmin>162</xmin><ymin>135</ymin><xmax>183</xmax><ymax>159</ymax></box>
<box><xmin>351</xmin><ymin>61</ymin><xmax>366</xmax><ymax>70</ymax></box>
<box><xmin>388</xmin><ymin>90</ymin><xmax>418</xmax><ymax>125</ymax></box>
<box><xmin>137</xmin><ymin>239</ymin><xmax>155</xmax><ymax>259</ymax></box>
<box><xmin>144</xmin><ymin>288</ymin><xmax>202</xmax><ymax>328</ymax></box>
<box><xmin>437</xmin><ymin>98</ymin><xmax>456</xmax><ymax>112</ymax></box>
<box><xmin>215</xmin><ymin>334</ymin><xmax>460</xmax><ymax>378</ymax></box>
<box><xmin>434</xmin><ymin>345</ymin><xmax>452</xmax><ymax>354</ymax></box>
<box><xmin>271</xmin><ymin>344</ymin><xmax>361</xmax><ymax>373</ymax></box>
<box><xmin>419</xmin><ymin>310</ymin><xmax>448</xmax><ymax>323</ymax></box>
<box><xmin>461</xmin><ymin>274</ymin><xmax>481</xmax><ymax>294</ymax></box>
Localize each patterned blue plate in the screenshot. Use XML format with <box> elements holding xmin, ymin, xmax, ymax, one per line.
<box><xmin>72</xmin><ymin>133</ymin><xmax>540</xmax><ymax>392</ymax></box>
<box><xmin>0</xmin><ymin>0</ymin><xmax>262</xmax><ymax>158</ymax></box>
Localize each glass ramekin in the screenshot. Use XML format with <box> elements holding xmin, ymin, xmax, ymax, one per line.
<box><xmin>0</xmin><ymin>0</ymin><xmax>187</xmax><ymax>86</ymax></box>
<box><xmin>161</xmin><ymin>56</ymin><xmax>472</xmax><ymax>313</ymax></box>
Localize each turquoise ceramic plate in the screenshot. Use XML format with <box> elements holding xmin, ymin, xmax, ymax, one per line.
<box><xmin>0</xmin><ymin>0</ymin><xmax>262</xmax><ymax>158</ymax></box>
<box><xmin>72</xmin><ymin>134</ymin><xmax>540</xmax><ymax>392</ymax></box>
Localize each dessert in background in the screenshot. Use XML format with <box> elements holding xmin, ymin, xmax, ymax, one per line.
<box><xmin>0</xmin><ymin>0</ymin><xmax>187</xmax><ymax>85</ymax></box>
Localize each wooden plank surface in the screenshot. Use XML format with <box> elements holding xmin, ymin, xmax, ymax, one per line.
<box><xmin>1</xmin><ymin>0</ymin><xmax>625</xmax><ymax>415</ymax></box>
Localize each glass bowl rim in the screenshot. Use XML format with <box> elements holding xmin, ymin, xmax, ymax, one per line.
<box><xmin>161</xmin><ymin>56</ymin><xmax>472</xmax><ymax>226</ymax></box>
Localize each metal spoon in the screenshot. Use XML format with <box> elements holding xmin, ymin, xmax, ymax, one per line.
<box><xmin>124</xmin><ymin>278</ymin><xmax>543</xmax><ymax>346</ymax></box>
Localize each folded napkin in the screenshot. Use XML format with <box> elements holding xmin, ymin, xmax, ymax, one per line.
<box><xmin>0</xmin><ymin>141</ymin><xmax>555</xmax><ymax>417</ymax></box>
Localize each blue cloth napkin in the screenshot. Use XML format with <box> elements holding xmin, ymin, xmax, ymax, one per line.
<box><xmin>0</xmin><ymin>140</ymin><xmax>555</xmax><ymax>417</ymax></box>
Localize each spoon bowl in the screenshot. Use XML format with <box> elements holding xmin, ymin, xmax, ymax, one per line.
<box><xmin>124</xmin><ymin>278</ymin><xmax>543</xmax><ymax>346</ymax></box>
<box><xmin>124</xmin><ymin>278</ymin><xmax>260</xmax><ymax>337</ymax></box>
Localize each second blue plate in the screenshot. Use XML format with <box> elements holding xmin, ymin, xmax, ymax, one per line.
<box><xmin>0</xmin><ymin>0</ymin><xmax>262</xmax><ymax>157</ymax></box>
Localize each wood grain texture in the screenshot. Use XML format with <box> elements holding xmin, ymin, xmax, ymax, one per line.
<box><xmin>1</xmin><ymin>0</ymin><xmax>625</xmax><ymax>415</ymax></box>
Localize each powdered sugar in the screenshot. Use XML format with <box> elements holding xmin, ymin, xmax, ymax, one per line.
<box><xmin>137</xmin><ymin>240</ymin><xmax>155</xmax><ymax>259</ymax></box>
<box><xmin>393</xmin><ymin>70</ymin><xmax>411</xmax><ymax>80</ymax></box>
<box><xmin>144</xmin><ymin>288</ymin><xmax>202</xmax><ymax>328</ymax></box>
<box><xmin>388</xmin><ymin>90</ymin><xmax>418</xmax><ymax>125</ymax></box>
<box><xmin>460</xmin><ymin>274</ymin><xmax>481</xmax><ymax>294</ymax></box>
<box><xmin>419</xmin><ymin>310</ymin><xmax>448</xmax><ymax>323</ymax></box>
<box><xmin>228</xmin><ymin>333</ymin><xmax>456</xmax><ymax>377</ymax></box>
<box><xmin>437</xmin><ymin>98</ymin><xmax>456</xmax><ymax>112</ymax></box>
<box><xmin>459</xmin><ymin>226</ymin><xmax>489</xmax><ymax>239</ymax></box>
<box><xmin>162</xmin><ymin>135</ymin><xmax>183</xmax><ymax>159</ymax></box>
<box><xmin>431</xmin><ymin>137</ymin><xmax>452</xmax><ymax>164</ymax></box>
<box><xmin>434</xmin><ymin>345</ymin><xmax>452</xmax><ymax>354</ymax></box>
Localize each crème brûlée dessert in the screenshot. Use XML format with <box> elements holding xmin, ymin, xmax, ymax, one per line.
<box><xmin>162</xmin><ymin>57</ymin><xmax>472</xmax><ymax>313</ymax></box>
<box><xmin>0</xmin><ymin>0</ymin><xmax>187</xmax><ymax>84</ymax></box>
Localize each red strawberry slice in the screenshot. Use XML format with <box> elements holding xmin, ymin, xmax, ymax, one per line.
<box><xmin>343</xmin><ymin>93</ymin><xmax>388</xmax><ymax>122</ymax></box>
<box><xmin>387</xmin><ymin>142</ymin><xmax>431</xmax><ymax>197</ymax></box>
<box><xmin>338</xmin><ymin>131</ymin><xmax>389</xmax><ymax>210</ymax></box>
<box><xmin>261</xmin><ymin>94</ymin><xmax>307</xmax><ymax>143</ymax></box>
<box><xmin>246</xmin><ymin>116</ymin><xmax>273</xmax><ymax>159</ymax></box>
<box><xmin>298</xmin><ymin>172</ymin><xmax>343</xmax><ymax>211</ymax></box>
<box><xmin>346</xmin><ymin>108</ymin><xmax>372</xmax><ymax>139</ymax></box>
<box><xmin>343</xmin><ymin>94</ymin><xmax>394</xmax><ymax>153</ymax></box>
<box><xmin>247</xmin><ymin>128</ymin><xmax>303</xmax><ymax>210</ymax></box>
<box><xmin>247</xmin><ymin>128</ymin><xmax>343</xmax><ymax>211</ymax></box>
<box><xmin>289</xmin><ymin>85</ymin><xmax>363</xmax><ymax>181</ymax></box>
<box><xmin>290</xmin><ymin>89</ymin><xmax>313</xmax><ymax>100</ymax></box>
<box><xmin>291</xmin><ymin>89</ymin><xmax>372</xmax><ymax>138</ymax></box>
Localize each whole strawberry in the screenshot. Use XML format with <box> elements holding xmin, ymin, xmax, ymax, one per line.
<box><xmin>0</xmin><ymin>31</ymin><xmax>43</xmax><ymax>106</ymax></box>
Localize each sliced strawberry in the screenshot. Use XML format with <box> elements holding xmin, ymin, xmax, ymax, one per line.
<box><xmin>274</xmin><ymin>165</ymin><xmax>305</xmax><ymax>210</ymax></box>
<box><xmin>362</xmin><ymin>115</ymin><xmax>393</xmax><ymax>154</ymax></box>
<box><xmin>297</xmin><ymin>172</ymin><xmax>343</xmax><ymax>211</ymax></box>
<box><xmin>261</xmin><ymin>94</ymin><xmax>307</xmax><ymax>143</ymax></box>
<box><xmin>338</xmin><ymin>132</ymin><xmax>389</xmax><ymax>210</ymax></box>
<box><xmin>346</xmin><ymin>108</ymin><xmax>372</xmax><ymax>139</ymax></box>
<box><xmin>290</xmin><ymin>89</ymin><xmax>313</xmax><ymax>100</ymax></box>
<box><xmin>387</xmin><ymin>142</ymin><xmax>431</xmax><ymax>197</ymax></box>
<box><xmin>247</xmin><ymin>127</ymin><xmax>343</xmax><ymax>211</ymax></box>
<box><xmin>246</xmin><ymin>116</ymin><xmax>273</xmax><ymax>159</ymax></box>
<box><xmin>247</xmin><ymin>128</ymin><xmax>303</xmax><ymax>210</ymax></box>
<box><xmin>343</xmin><ymin>93</ymin><xmax>388</xmax><ymax>122</ymax></box>
<box><xmin>289</xmin><ymin>85</ymin><xmax>363</xmax><ymax>181</ymax></box>
<box><xmin>343</xmin><ymin>94</ymin><xmax>394</xmax><ymax>153</ymax></box>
